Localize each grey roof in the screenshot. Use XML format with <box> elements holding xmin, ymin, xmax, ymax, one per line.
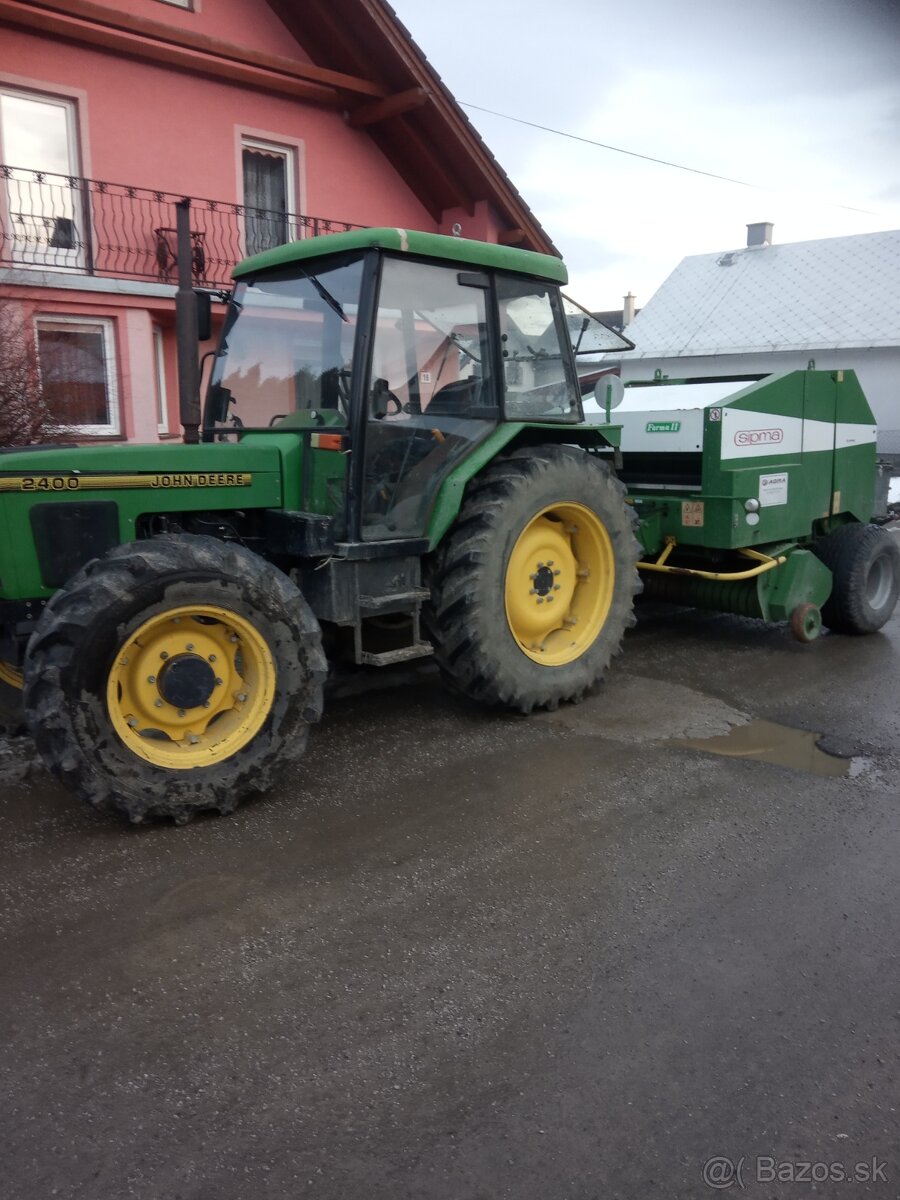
<box><xmin>625</xmin><ymin>228</ymin><xmax>900</xmax><ymax>358</ymax></box>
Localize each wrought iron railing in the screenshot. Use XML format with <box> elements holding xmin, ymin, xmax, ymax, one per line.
<box><xmin>0</xmin><ymin>165</ymin><xmax>365</xmax><ymax>287</ymax></box>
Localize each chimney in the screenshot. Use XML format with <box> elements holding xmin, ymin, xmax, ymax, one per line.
<box><xmin>746</xmin><ymin>221</ymin><xmax>774</xmax><ymax>248</ymax></box>
<box><xmin>623</xmin><ymin>292</ymin><xmax>636</xmax><ymax>326</ymax></box>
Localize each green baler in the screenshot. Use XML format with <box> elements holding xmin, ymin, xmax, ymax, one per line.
<box><xmin>585</xmin><ymin>369</ymin><xmax>895</xmax><ymax>641</ymax></box>
<box><xmin>0</xmin><ymin>227</ymin><xmax>896</xmax><ymax>824</ymax></box>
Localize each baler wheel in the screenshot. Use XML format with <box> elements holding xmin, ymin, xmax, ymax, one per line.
<box><xmin>22</xmin><ymin>534</ymin><xmax>326</xmax><ymax>823</ymax></box>
<box><xmin>789</xmin><ymin>602</ymin><xmax>822</xmax><ymax>643</ymax></box>
<box><xmin>425</xmin><ymin>445</ymin><xmax>641</xmax><ymax>713</ymax></box>
<box><xmin>813</xmin><ymin>523</ymin><xmax>900</xmax><ymax>634</ymax></box>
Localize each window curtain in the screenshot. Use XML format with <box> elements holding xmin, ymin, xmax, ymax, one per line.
<box><xmin>243</xmin><ymin>149</ymin><xmax>288</xmax><ymax>256</ymax></box>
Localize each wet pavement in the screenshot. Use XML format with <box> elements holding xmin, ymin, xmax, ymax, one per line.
<box><xmin>2</xmin><ymin>592</ymin><xmax>900</xmax><ymax>1198</ymax></box>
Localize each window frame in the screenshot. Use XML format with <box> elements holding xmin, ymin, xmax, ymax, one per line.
<box><xmin>241</xmin><ymin>136</ymin><xmax>298</xmax><ymax>257</ymax></box>
<box><xmin>0</xmin><ymin>86</ymin><xmax>85</xmax><ymax>271</ymax></box>
<box><xmin>153</xmin><ymin>325</ymin><xmax>169</xmax><ymax>434</ymax></box>
<box><xmin>34</xmin><ymin>314</ymin><xmax>121</xmax><ymax>437</ymax></box>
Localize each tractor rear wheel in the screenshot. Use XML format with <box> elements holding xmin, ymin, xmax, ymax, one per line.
<box><xmin>23</xmin><ymin>535</ymin><xmax>326</xmax><ymax>823</ymax></box>
<box><xmin>813</xmin><ymin>522</ymin><xmax>900</xmax><ymax>634</ymax></box>
<box><xmin>426</xmin><ymin>445</ymin><xmax>641</xmax><ymax>712</ymax></box>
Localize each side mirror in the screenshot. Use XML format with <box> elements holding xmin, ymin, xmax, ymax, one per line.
<box><xmin>207</xmin><ymin>382</ymin><xmax>233</xmax><ymax>424</ymax></box>
<box><xmin>594</xmin><ymin>374</ymin><xmax>624</xmax><ymax>417</ymax></box>
<box><xmin>371</xmin><ymin>377</ymin><xmax>390</xmax><ymax>419</ymax></box>
<box><xmin>194</xmin><ymin>289</ymin><xmax>212</xmax><ymax>342</ymax></box>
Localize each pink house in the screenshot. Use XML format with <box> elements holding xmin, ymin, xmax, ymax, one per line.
<box><xmin>0</xmin><ymin>0</ymin><xmax>555</xmax><ymax>443</ymax></box>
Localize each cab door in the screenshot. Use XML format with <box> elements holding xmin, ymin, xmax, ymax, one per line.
<box><xmin>360</xmin><ymin>257</ymin><xmax>498</xmax><ymax>540</ymax></box>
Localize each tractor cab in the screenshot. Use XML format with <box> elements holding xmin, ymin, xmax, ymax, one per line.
<box><xmin>203</xmin><ymin>228</ymin><xmax>628</xmax><ymax>542</ymax></box>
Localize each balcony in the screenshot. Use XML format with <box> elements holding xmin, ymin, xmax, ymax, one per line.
<box><xmin>0</xmin><ymin>165</ymin><xmax>365</xmax><ymax>289</ymax></box>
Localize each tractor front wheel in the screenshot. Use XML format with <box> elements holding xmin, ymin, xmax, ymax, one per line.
<box><xmin>426</xmin><ymin>445</ymin><xmax>641</xmax><ymax>712</ymax></box>
<box><xmin>23</xmin><ymin>535</ymin><xmax>326</xmax><ymax>823</ymax></box>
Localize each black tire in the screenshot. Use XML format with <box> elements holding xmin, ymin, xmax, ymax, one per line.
<box><xmin>813</xmin><ymin>523</ymin><xmax>900</xmax><ymax>634</ymax></box>
<box><xmin>0</xmin><ymin>662</ymin><xmax>26</xmax><ymax>736</ymax></box>
<box><xmin>425</xmin><ymin>445</ymin><xmax>641</xmax><ymax>712</ymax></box>
<box><xmin>23</xmin><ymin>535</ymin><xmax>327</xmax><ymax>823</ymax></box>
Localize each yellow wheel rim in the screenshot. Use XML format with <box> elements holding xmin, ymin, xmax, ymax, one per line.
<box><xmin>504</xmin><ymin>502</ymin><xmax>615</xmax><ymax>666</ymax></box>
<box><xmin>0</xmin><ymin>660</ymin><xmax>24</xmax><ymax>690</ymax></box>
<box><xmin>106</xmin><ymin>604</ymin><xmax>276</xmax><ymax>770</ymax></box>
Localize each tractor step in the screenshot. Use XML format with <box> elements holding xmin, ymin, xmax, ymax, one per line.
<box><xmin>359</xmin><ymin>588</ymin><xmax>430</xmax><ymax>616</ymax></box>
<box><xmin>359</xmin><ymin>643</ymin><xmax>435</xmax><ymax>667</ymax></box>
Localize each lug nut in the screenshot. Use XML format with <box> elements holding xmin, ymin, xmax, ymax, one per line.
<box><xmin>553</xmin><ymin>569</ymin><xmax>561</xmax><ymax>577</ymax></box>
<box><xmin>536</xmin><ymin>599</ymin><xmax>545</xmax><ymax>605</ymax></box>
<box><xmin>208</xmin><ymin>654</ymin><xmax>217</xmax><ymax>663</ymax></box>
<box><xmin>147</xmin><ymin>675</ymin><xmax>156</xmax><ymax>684</ymax></box>
<box><xmin>236</xmin><ymin>692</ymin><xmax>247</xmax><ymax>702</ymax></box>
<box><xmin>154</xmin><ymin>699</ymin><xmax>163</xmax><ymax>709</ymax></box>
<box><xmin>187</xmin><ymin>734</ymin><xmax>199</xmax><ymax>745</ymax></box>
<box><xmin>553</xmin><ymin>585</ymin><xmax>561</xmax><ymax>591</ymax></box>
<box><xmin>127</xmin><ymin>717</ymin><xmax>138</xmax><ymax>728</ymax></box>
<box><xmin>203</xmin><ymin>701</ymin><xmax>211</xmax><ymax>709</ymax></box>
<box><xmin>214</xmin><ymin>677</ymin><xmax>223</xmax><ymax>686</ymax></box>
<box><xmin>185</xmin><ymin>643</ymin><xmax>195</xmax><ymax>651</ymax></box>
<box><xmin>178</xmin><ymin>709</ymin><xmax>186</xmax><ymax>717</ymax></box>
<box><xmin>160</xmin><ymin>651</ymin><xmax>169</xmax><ymax>660</ymax></box>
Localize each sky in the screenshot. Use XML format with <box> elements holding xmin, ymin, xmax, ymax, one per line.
<box><xmin>391</xmin><ymin>0</ymin><xmax>900</xmax><ymax>311</ymax></box>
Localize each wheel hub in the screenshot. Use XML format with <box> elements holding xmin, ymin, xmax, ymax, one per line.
<box><xmin>106</xmin><ymin>604</ymin><xmax>276</xmax><ymax>770</ymax></box>
<box><xmin>505</xmin><ymin>502</ymin><xmax>616</xmax><ymax>666</ymax></box>
<box><xmin>532</xmin><ymin>564</ymin><xmax>555</xmax><ymax>597</ymax></box>
<box><xmin>157</xmin><ymin>653</ymin><xmax>217</xmax><ymax>709</ymax></box>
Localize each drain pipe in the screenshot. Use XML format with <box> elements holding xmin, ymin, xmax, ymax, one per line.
<box><xmin>175</xmin><ymin>198</ymin><xmax>201</xmax><ymax>444</ymax></box>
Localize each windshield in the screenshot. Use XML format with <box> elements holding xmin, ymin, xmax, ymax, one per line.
<box><xmin>206</xmin><ymin>256</ymin><xmax>364</xmax><ymax>430</ymax></box>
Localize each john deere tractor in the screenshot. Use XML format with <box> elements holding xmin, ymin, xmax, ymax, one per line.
<box><xmin>0</xmin><ymin>228</ymin><xmax>642</xmax><ymax>822</ymax></box>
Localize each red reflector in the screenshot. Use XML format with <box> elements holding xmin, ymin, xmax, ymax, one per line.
<box><xmin>313</xmin><ymin>433</ymin><xmax>344</xmax><ymax>451</ymax></box>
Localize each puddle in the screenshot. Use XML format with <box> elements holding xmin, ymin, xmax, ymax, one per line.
<box><xmin>678</xmin><ymin>719</ymin><xmax>851</xmax><ymax>778</ymax></box>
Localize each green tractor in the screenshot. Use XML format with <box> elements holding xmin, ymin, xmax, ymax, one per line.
<box><xmin>0</xmin><ymin>228</ymin><xmax>642</xmax><ymax>822</ymax></box>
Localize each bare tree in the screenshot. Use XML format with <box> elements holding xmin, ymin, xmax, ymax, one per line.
<box><xmin>0</xmin><ymin>298</ymin><xmax>73</xmax><ymax>446</ymax></box>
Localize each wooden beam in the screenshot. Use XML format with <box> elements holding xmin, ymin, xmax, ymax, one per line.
<box><xmin>497</xmin><ymin>228</ymin><xmax>526</xmax><ymax>246</ymax></box>
<box><xmin>346</xmin><ymin>87</ymin><xmax>428</xmax><ymax>128</ymax></box>
<box><xmin>4</xmin><ymin>0</ymin><xmax>387</xmax><ymax>99</ymax></box>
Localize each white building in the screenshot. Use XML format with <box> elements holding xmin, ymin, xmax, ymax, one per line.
<box><xmin>620</xmin><ymin>224</ymin><xmax>900</xmax><ymax>454</ymax></box>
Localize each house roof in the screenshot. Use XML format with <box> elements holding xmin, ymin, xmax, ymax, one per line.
<box><xmin>625</xmin><ymin>228</ymin><xmax>900</xmax><ymax>359</ymax></box>
<box><xmin>269</xmin><ymin>0</ymin><xmax>558</xmax><ymax>256</ymax></box>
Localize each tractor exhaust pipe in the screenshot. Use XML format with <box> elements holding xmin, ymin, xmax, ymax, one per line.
<box><xmin>175</xmin><ymin>199</ymin><xmax>201</xmax><ymax>444</ymax></box>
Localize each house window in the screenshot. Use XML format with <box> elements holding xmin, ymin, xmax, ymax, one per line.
<box><xmin>157</xmin><ymin>0</ymin><xmax>194</xmax><ymax>8</ymax></box>
<box><xmin>153</xmin><ymin>326</ymin><xmax>169</xmax><ymax>434</ymax></box>
<box><xmin>35</xmin><ymin>317</ymin><xmax>120</xmax><ymax>436</ymax></box>
<box><xmin>242</xmin><ymin>138</ymin><xmax>295</xmax><ymax>257</ymax></box>
<box><xmin>0</xmin><ymin>89</ymin><xmax>84</xmax><ymax>269</ymax></box>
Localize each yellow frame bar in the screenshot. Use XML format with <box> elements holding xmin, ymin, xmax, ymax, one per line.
<box><xmin>638</xmin><ymin>537</ymin><xmax>787</xmax><ymax>582</ymax></box>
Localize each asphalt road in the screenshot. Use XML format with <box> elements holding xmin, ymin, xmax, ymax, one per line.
<box><xmin>2</xmin><ymin>593</ymin><xmax>899</xmax><ymax>1199</ymax></box>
